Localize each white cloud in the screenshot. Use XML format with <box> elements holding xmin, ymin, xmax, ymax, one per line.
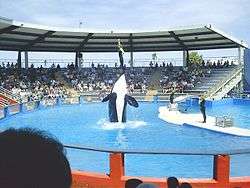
<box><xmin>0</xmin><ymin>0</ymin><xmax>249</xmax><ymax>60</ymax></box>
<box><xmin>1</xmin><ymin>0</ymin><xmax>249</xmax><ymax>30</ymax></box>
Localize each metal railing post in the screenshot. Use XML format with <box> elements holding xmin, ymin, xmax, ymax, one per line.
<box><xmin>213</xmin><ymin>155</ymin><xmax>230</xmax><ymax>187</ymax></box>
<box><xmin>109</xmin><ymin>153</ymin><xmax>125</xmax><ymax>188</ymax></box>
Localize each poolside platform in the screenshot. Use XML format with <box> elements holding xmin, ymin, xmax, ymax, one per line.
<box><xmin>158</xmin><ymin>106</ymin><xmax>250</xmax><ymax>137</ymax></box>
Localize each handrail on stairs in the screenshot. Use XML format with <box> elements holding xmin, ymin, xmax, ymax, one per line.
<box><xmin>205</xmin><ymin>66</ymin><xmax>243</xmax><ymax>98</ymax></box>
<box><xmin>0</xmin><ymin>101</ymin><xmax>7</xmax><ymax>107</ymax></box>
<box><xmin>0</xmin><ymin>97</ymin><xmax>9</xmax><ymax>104</ymax></box>
<box><xmin>0</xmin><ymin>87</ymin><xmax>21</xmax><ymax>103</ymax></box>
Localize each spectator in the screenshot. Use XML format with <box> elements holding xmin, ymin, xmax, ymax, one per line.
<box><xmin>169</xmin><ymin>91</ymin><xmax>175</xmax><ymax>104</ymax></box>
<box><xmin>167</xmin><ymin>177</ymin><xmax>179</xmax><ymax>188</ymax></box>
<box><xmin>0</xmin><ymin>128</ymin><xmax>72</xmax><ymax>188</ymax></box>
<box><xmin>136</xmin><ymin>183</ymin><xmax>159</xmax><ymax>188</ymax></box>
<box><xmin>149</xmin><ymin>61</ymin><xmax>153</xmax><ymax>68</ymax></box>
<box><xmin>179</xmin><ymin>182</ymin><xmax>192</xmax><ymax>188</ymax></box>
<box><xmin>125</xmin><ymin>178</ymin><xmax>143</xmax><ymax>188</ymax></box>
<box><xmin>200</xmin><ymin>96</ymin><xmax>206</xmax><ymax>123</ymax></box>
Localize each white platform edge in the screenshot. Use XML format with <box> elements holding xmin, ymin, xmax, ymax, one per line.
<box><xmin>158</xmin><ymin>106</ymin><xmax>250</xmax><ymax>137</ymax></box>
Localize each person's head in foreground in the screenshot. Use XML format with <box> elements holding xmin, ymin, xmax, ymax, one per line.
<box><xmin>136</xmin><ymin>183</ymin><xmax>159</xmax><ymax>188</ymax></box>
<box><xmin>0</xmin><ymin>128</ymin><xmax>72</xmax><ymax>188</ymax></box>
<box><xmin>179</xmin><ymin>182</ymin><xmax>192</xmax><ymax>188</ymax></box>
<box><xmin>125</xmin><ymin>178</ymin><xmax>143</xmax><ymax>188</ymax></box>
<box><xmin>167</xmin><ymin>176</ymin><xmax>179</xmax><ymax>188</ymax></box>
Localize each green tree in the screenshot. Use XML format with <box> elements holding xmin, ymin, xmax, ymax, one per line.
<box><xmin>189</xmin><ymin>52</ymin><xmax>203</xmax><ymax>65</ymax></box>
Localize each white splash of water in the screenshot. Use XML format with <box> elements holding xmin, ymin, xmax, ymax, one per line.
<box><xmin>116</xmin><ymin>130</ymin><xmax>128</xmax><ymax>146</ymax></box>
<box><xmin>97</xmin><ymin>118</ymin><xmax>147</xmax><ymax>130</ymax></box>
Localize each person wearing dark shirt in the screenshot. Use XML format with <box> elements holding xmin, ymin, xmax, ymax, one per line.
<box><xmin>118</xmin><ymin>39</ymin><xmax>124</xmax><ymax>69</ymax></box>
<box><xmin>167</xmin><ymin>176</ymin><xmax>179</xmax><ymax>188</ymax></box>
<box><xmin>200</xmin><ymin>96</ymin><xmax>206</xmax><ymax>123</ymax></box>
<box><xmin>125</xmin><ymin>178</ymin><xmax>143</xmax><ymax>188</ymax></box>
<box><xmin>170</xmin><ymin>91</ymin><xmax>175</xmax><ymax>104</ymax></box>
<box><xmin>0</xmin><ymin>128</ymin><xmax>72</xmax><ymax>188</ymax></box>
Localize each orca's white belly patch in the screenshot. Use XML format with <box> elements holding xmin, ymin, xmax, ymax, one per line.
<box><xmin>112</xmin><ymin>74</ymin><xmax>127</xmax><ymax>122</ymax></box>
<box><xmin>116</xmin><ymin>94</ymin><xmax>125</xmax><ymax>122</ymax></box>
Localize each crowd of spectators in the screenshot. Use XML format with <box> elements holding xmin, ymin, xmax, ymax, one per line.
<box><xmin>0</xmin><ymin>58</ymin><xmax>237</xmax><ymax>101</ymax></box>
<box><xmin>0</xmin><ymin>62</ymin><xmax>67</xmax><ymax>102</ymax></box>
<box><xmin>159</xmin><ymin>59</ymin><xmax>236</xmax><ymax>93</ymax></box>
<box><xmin>159</xmin><ymin>63</ymin><xmax>208</xmax><ymax>93</ymax></box>
<box><xmin>64</xmin><ymin>64</ymin><xmax>151</xmax><ymax>94</ymax></box>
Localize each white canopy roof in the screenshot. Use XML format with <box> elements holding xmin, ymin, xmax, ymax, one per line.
<box><xmin>0</xmin><ymin>17</ymin><xmax>248</xmax><ymax>53</ymax></box>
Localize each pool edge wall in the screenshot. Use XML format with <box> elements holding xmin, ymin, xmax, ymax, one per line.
<box><xmin>71</xmin><ymin>153</ymin><xmax>250</xmax><ymax>188</ymax></box>
<box><xmin>69</xmin><ymin>98</ymin><xmax>250</xmax><ymax>187</ymax></box>
<box><xmin>2</xmin><ymin>98</ymin><xmax>250</xmax><ymax>188</ymax></box>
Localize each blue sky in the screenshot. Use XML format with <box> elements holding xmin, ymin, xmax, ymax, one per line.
<box><xmin>0</xmin><ymin>0</ymin><xmax>249</xmax><ymax>64</ymax></box>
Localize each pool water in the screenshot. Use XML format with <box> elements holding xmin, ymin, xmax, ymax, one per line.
<box><xmin>1</xmin><ymin>101</ymin><xmax>250</xmax><ymax>178</ymax></box>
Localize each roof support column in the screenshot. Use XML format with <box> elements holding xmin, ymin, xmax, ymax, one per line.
<box><xmin>183</xmin><ymin>50</ymin><xmax>189</xmax><ymax>67</ymax></box>
<box><xmin>75</xmin><ymin>52</ymin><xmax>82</xmax><ymax>69</ymax></box>
<box><xmin>75</xmin><ymin>52</ymin><xmax>79</xmax><ymax>69</ymax></box>
<box><xmin>24</xmin><ymin>51</ymin><xmax>29</xmax><ymax>69</ymax></box>
<box><xmin>79</xmin><ymin>52</ymin><xmax>83</xmax><ymax>69</ymax></box>
<box><xmin>238</xmin><ymin>47</ymin><xmax>243</xmax><ymax>65</ymax></box>
<box><xmin>213</xmin><ymin>155</ymin><xmax>230</xmax><ymax>187</ymax></box>
<box><xmin>130</xmin><ymin>51</ymin><xmax>134</xmax><ymax>68</ymax></box>
<box><xmin>17</xmin><ymin>51</ymin><xmax>22</xmax><ymax>70</ymax></box>
<box><xmin>129</xmin><ymin>33</ymin><xmax>134</xmax><ymax>68</ymax></box>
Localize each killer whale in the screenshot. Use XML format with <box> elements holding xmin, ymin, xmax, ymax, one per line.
<box><xmin>102</xmin><ymin>39</ymin><xmax>138</xmax><ymax>122</ymax></box>
<box><xmin>102</xmin><ymin>74</ymin><xmax>138</xmax><ymax>122</ymax></box>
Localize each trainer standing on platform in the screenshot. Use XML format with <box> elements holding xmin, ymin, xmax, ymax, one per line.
<box><xmin>200</xmin><ymin>96</ymin><xmax>206</xmax><ymax>123</ymax></box>
<box><xmin>170</xmin><ymin>91</ymin><xmax>174</xmax><ymax>104</ymax></box>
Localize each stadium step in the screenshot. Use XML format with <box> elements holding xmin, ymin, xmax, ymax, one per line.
<box><xmin>0</xmin><ymin>93</ymin><xmax>18</xmax><ymax>107</ymax></box>
<box><xmin>0</xmin><ymin>96</ymin><xmax>8</xmax><ymax>108</ymax></box>
<box><xmin>148</xmin><ymin>69</ymin><xmax>162</xmax><ymax>90</ymax></box>
<box><xmin>190</xmin><ymin>66</ymin><xmax>242</xmax><ymax>95</ymax></box>
<box><xmin>145</xmin><ymin>90</ymin><xmax>158</xmax><ymax>101</ymax></box>
<box><xmin>55</xmin><ymin>71</ymin><xmax>72</xmax><ymax>88</ymax></box>
<box><xmin>211</xmin><ymin>72</ymin><xmax>242</xmax><ymax>100</ymax></box>
<box><xmin>206</xmin><ymin>66</ymin><xmax>243</xmax><ymax>99</ymax></box>
<box><xmin>0</xmin><ymin>87</ymin><xmax>20</xmax><ymax>107</ymax></box>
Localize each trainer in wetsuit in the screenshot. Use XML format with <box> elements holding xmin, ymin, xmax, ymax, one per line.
<box><xmin>200</xmin><ymin>96</ymin><xmax>206</xmax><ymax>123</ymax></box>
<box><xmin>118</xmin><ymin>39</ymin><xmax>125</xmax><ymax>70</ymax></box>
<box><xmin>170</xmin><ymin>91</ymin><xmax>174</xmax><ymax>104</ymax></box>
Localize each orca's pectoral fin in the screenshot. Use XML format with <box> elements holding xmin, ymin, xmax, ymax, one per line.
<box><xmin>102</xmin><ymin>94</ymin><xmax>110</xmax><ymax>102</ymax></box>
<box><xmin>102</xmin><ymin>93</ymin><xmax>117</xmax><ymax>102</ymax></box>
<box><xmin>126</xmin><ymin>95</ymin><xmax>139</xmax><ymax>107</ymax></box>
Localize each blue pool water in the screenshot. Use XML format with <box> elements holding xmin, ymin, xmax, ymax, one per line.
<box><xmin>1</xmin><ymin>100</ymin><xmax>250</xmax><ymax>178</ymax></box>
